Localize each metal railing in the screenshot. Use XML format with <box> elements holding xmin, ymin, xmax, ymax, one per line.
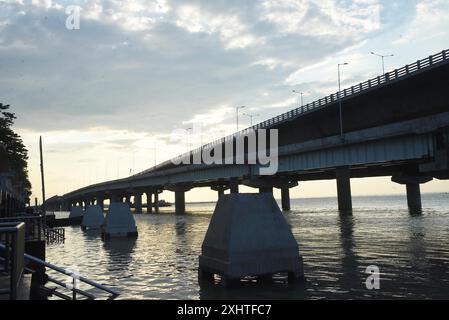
<box><xmin>45</xmin><ymin>228</ymin><xmax>65</xmax><ymax>244</ymax></box>
<box><xmin>182</xmin><ymin>49</ymin><xmax>449</xmax><ymax>160</ymax></box>
<box><xmin>0</xmin><ymin>241</ymin><xmax>120</xmax><ymax>300</ymax></box>
<box><xmin>63</xmin><ymin>48</ymin><xmax>449</xmax><ymax>196</ymax></box>
<box><xmin>23</xmin><ymin>253</ymin><xmax>120</xmax><ymax>300</ymax></box>
<box><xmin>0</xmin><ymin>215</ymin><xmax>43</xmax><ymax>241</ymax></box>
<box><xmin>0</xmin><ymin>222</ymin><xmax>25</xmax><ymax>300</ymax></box>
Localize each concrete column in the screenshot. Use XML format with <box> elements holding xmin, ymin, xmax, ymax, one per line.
<box><xmin>110</xmin><ymin>194</ymin><xmax>121</xmax><ymax>203</ymax></box>
<box><xmin>134</xmin><ymin>193</ymin><xmax>143</xmax><ymax>214</ymax></box>
<box><xmin>259</xmin><ymin>186</ymin><xmax>273</xmax><ymax>194</ymax></box>
<box><xmin>406</xmin><ymin>183</ymin><xmax>422</xmax><ymax>211</ymax></box>
<box><xmin>281</xmin><ymin>187</ymin><xmax>291</xmax><ymax>211</ymax></box>
<box><xmin>97</xmin><ymin>197</ymin><xmax>104</xmax><ymax>210</ymax></box>
<box><xmin>125</xmin><ymin>195</ymin><xmax>131</xmax><ymax>206</ymax></box>
<box><xmin>154</xmin><ymin>192</ymin><xmax>160</xmax><ymax>213</ymax></box>
<box><xmin>230</xmin><ymin>179</ymin><xmax>239</xmax><ymax>194</ymax></box>
<box><xmin>336</xmin><ymin>167</ymin><xmax>352</xmax><ymax>212</ymax></box>
<box><xmin>145</xmin><ymin>192</ymin><xmax>153</xmax><ymax>213</ymax></box>
<box><xmin>175</xmin><ymin>190</ymin><xmax>186</xmax><ymax>215</ymax></box>
<box><xmin>217</xmin><ymin>189</ymin><xmax>225</xmax><ymax>198</ymax></box>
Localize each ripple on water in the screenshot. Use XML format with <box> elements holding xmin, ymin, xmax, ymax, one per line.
<box><xmin>46</xmin><ymin>195</ymin><xmax>449</xmax><ymax>299</ymax></box>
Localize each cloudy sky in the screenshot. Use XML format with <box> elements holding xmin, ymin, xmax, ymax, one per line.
<box><xmin>1</xmin><ymin>0</ymin><xmax>449</xmax><ymax>203</ymax></box>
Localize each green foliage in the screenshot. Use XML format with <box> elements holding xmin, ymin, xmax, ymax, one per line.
<box><xmin>0</xmin><ymin>103</ymin><xmax>32</xmax><ymax>202</ymax></box>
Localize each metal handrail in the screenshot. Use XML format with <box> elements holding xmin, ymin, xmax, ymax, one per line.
<box><xmin>0</xmin><ymin>222</ymin><xmax>25</xmax><ymax>300</ymax></box>
<box><xmin>0</xmin><ymin>242</ymin><xmax>119</xmax><ymax>300</ymax></box>
<box><xmin>0</xmin><ymin>215</ymin><xmax>43</xmax><ymax>241</ymax></box>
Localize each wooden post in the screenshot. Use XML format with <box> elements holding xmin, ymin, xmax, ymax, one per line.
<box><xmin>39</xmin><ymin>136</ymin><xmax>47</xmax><ymax>226</ymax></box>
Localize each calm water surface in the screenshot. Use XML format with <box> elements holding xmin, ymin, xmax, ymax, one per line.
<box><xmin>46</xmin><ymin>194</ymin><xmax>449</xmax><ymax>299</ymax></box>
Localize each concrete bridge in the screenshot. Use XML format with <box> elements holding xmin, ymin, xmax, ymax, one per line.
<box><xmin>56</xmin><ymin>49</ymin><xmax>449</xmax><ymax>214</ymax></box>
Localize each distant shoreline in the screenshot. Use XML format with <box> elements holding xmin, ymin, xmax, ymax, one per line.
<box><xmin>185</xmin><ymin>192</ymin><xmax>448</xmax><ymax>204</ymax></box>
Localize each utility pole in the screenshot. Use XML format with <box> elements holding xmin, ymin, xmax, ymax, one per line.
<box><xmin>39</xmin><ymin>136</ymin><xmax>46</xmax><ymax>225</ymax></box>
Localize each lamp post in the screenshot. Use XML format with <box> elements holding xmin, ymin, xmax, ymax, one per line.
<box><xmin>371</xmin><ymin>52</ymin><xmax>394</xmax><ymax>75</ymax></box>
<box><xmin>243</xmin><ymin>113</ymin><xmax>260</xmax><ymax>126</ymax></box>
<box><xmin>236</xmin><ymin>106</ymin><xmax>245</xmax><ymax>131</ymax></box>
<box><xmin>186</xmin><ymin>127</ymin><xmax>192</xmax><ymax>151</ymax></box>
<box><xmin>292</xmin><ymin>90</ymin><xmax>309</xmax><ymax>108</ymax></box>
<box><xmin>338</xmin><ymin>63</ymin><xmax>349</xmax><ymax>139</ymax></box>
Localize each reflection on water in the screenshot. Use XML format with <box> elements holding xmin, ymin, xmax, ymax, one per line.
<box><xmin>46</xmin><ymin>194</ymin><xmax>449</xmax><ymax>299</ymax></box>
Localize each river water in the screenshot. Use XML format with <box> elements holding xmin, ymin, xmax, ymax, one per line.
<box><xmin>46</xmin><ymin>194</ymin><xmax>449</xmax><ymax>300</ymax></box>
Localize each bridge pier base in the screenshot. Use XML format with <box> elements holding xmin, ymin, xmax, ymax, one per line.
<box><xmin>336</xmin><ymin>167</ymin><xmax>352</xmax><ymax>212</ymax></box>
<box><xmin>281</xmin><ymin>187</ymin><xmax>291</xmax><ymax>211</ymax></box>
<box><xmin>198</xmin><ymin>193</ymin><xmax>304</xmax><ymax>287</ymax></box>
<box><xmin>134</xmin><ymin>193</ymin><xmax>143</xmax><ymax>214</ymax></box>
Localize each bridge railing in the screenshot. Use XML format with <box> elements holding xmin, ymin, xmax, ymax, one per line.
<box><xmin>179</xmin><ymin>49</ymin><xmax>449</xmax><ymax>161</ymax></box>
<box><xmin>69</xmin><ymin>49</ymin><xmax>449</xmax><ymax>186</ymax></box>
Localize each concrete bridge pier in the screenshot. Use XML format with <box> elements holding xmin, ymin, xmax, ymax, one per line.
<box><xmin>336</xmin><ymin>167</ymin><xmax>352</xmax><ymax>212</ymax></box>
<box><xmin>109</xmin><ymin>193</ymin><xmax>122</xmax><ymax>204</ymax></box>
<box><xmin>230</xmin><ymin>178</ymin><xmax>239</xmax><ymax>194</ymax></box>
<box><xmin>281</xmin><ymin>187</ymin><xmax>291</xmax><ymax>211</ymax></box>
<box><xmin>391</xmin><ymin>173</ymin><xmax>433</xmax><ymax>213</ymax></box>
<box><xmin>145</xmin><ymin>192</ymin><xmax>153</xmax><ymax>213</ymax></box>
<box><xmin>154</xmin><ymin>191</ymin><xmax>161</xmax><ymax>213</ymax></box>
<box><xmin>125</xmin><ymin>195</ymin><xmax>131</xmax><ymax>207</ymax></box>
<box><xmin>211</xmin><ymin>184</ymin><xmax>229</xmax><ymax>199</ymax></box>
<box><xmin>259</xmin><ymin>186</ymin><xmax>273</xmax><ymax>194</ymax></box>
<box><xmin>406</xmin><ymin>183</ymin><xmax>422</xmax><ymax>211</ymax></box>
<box><xmin>168</xmin><ymin>185</ymin><xmax>191</xmax><ymax>215</ymax></box>
<box><xmin>175</xmin><ymin>190</ymin><xmax>185</xmax><ymax>215</ymax></box>
<box><xmin>97</xmin><ymin>196</ymin><xmax>105</xmax><ymax>211</ymax></box>
<box><xmin>134</xmin><ymin>193</ymin><xmax>143</xmax><ymax>214</ymax></box>
<box><xmin>243</xmin><ymin>177</ymin><xmax>298</xmax><ymax>211</ymax></box>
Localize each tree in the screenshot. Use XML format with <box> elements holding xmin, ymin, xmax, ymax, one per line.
<box><xmin>0</xmin><ymin>103</ymin><xmax>32</xmax><ymax>203</ymax></box>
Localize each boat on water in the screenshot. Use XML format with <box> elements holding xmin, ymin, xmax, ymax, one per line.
<box><xmin>157</xmin><ymin>200</ymin><xmax>172</xmax><ymax>207</ymax></box>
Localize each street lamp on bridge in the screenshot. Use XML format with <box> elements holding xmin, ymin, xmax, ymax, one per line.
<box><xmin>236</xmin><ymin>106</ymin><xmax>245</xmax><ymax>131</ymax></box>
<box><xmin>243</xmin><ymin>112</ymin><xmax>260</xmax><ymax>127</ymax></box>
<box><xmin>292</xmin><ymin>90</ymin><xmax>309</xmax><ymax>108</ymax></box>
<box><xmin>371</xmin><ymin>51</ymin><xmax>394</xmax><ymax>75</ymax></box>
<box><xmin>338</xmin><ymin>63</ymin><xmax>349</xmax><ymax>139</ymax></box>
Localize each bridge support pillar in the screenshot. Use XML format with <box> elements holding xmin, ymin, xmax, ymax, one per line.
<box><xmin>175</xmin><ymin>190</ymin><xmax>186</xmax><ymax>215</ymax></box>
<box><xmin>391</xmin><ymin>173</ymin><xmax>432</xmax><ymax>213</ymax></box>
<box><xmin>154</xmin><ymin>192</ymin><xmax>160</xmax><ymax>213</ymax></box>
<box><xmin>134</xmin><ymin>193</ymin><xmax>143</xmax><ymax>214</ymax></box>
<box><xmin>259</xmin><ymin>187</ymin><xmax>273</xmax><ymax>194</ymax></box>
<box><xmin>145</xmin><ymin>192</ymin><xmax>153</xmax><ymax>213</ymax></box>
<box><xmin>281</xmin><ymin>187</ymin><xmax>291</xmax><ymax>211</ymax></box>
<box><xmin>230</xmin><ymin>179</ymin><xmax>239</xmax><ymax>194</ymax></box>
<box><xmin>211</xmin><ymin>184</ymin><xmax>229</xmax><ymax>199</ymax></box>
<box><xmin>336</xmin><ymin>167</ymin><xmax>352</xmax><ymax>212</ymax></box>
<box><xmin>125</xmin><ymin>195</ymin><xmax>131</xmax><ymax>207</ymax></box>
<box><xmin>406</xmin><ymin>184</ymin><xmax>422</xmax><ymax>212</ymax></box>
<box><xmin>97</xmin><ymin>197</ymin><xmax>104</xmax><ymax>211</ymax></box>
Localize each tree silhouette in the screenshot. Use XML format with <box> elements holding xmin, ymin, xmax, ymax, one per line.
<box><xmin>0</xmin><ymin>103</ymin><xmax>32</xmax><ymax>203</ymax></box>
